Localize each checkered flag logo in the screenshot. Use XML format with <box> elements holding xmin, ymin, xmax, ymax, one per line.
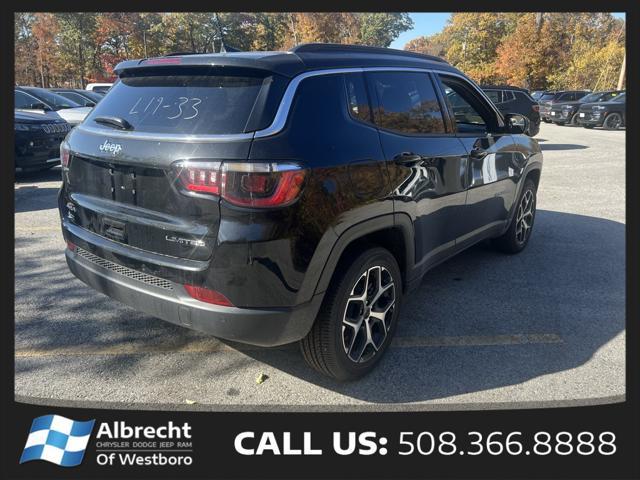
<box><xmin>20</xmin><ymin>415</ymin><xmax>95</xmax><ymax>467</ymax></box>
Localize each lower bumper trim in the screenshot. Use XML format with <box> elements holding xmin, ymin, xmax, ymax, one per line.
<box><xmin>66</xmin><ymin>249</ymin><xmax>322</xmax><ymax>347</ymax></box>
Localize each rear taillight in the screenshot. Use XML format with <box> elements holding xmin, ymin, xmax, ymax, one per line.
<box><xmin>184</xmin><ymin>285</ymin><xmax>233</xmax><ymax>306</ymax></box>
<box><xmin>174</xmin><ymin>161</ymin><xmax>306</xmax><ymax>208</ymax></box>
<box><xmin>532</xmin><ymin>104</ymin><xmax>540</xmax><ymax>112</ymax></box>
<box><xmin>60</xmin><ymin>141</ymin><xmax>70</xmax><ymax>168</ymax></box>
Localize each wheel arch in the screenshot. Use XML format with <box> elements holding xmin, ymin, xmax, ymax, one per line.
<box><xmin>314</xmin><ymin>214</ymin><xmax>415</xmax><ymax>297</ymax></box>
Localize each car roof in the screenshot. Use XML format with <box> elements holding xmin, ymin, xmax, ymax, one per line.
<box><xmin>113</xmin><ymin>43</ymin><xmax>460</xmax><ymax>79</ymax></box>
<box><xmin>481</xmin><ymin>85</ymin><xmax>529</xmax><ymax>92</ymax></box>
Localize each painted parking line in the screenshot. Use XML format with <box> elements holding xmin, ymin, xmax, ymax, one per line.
<box><xmin>14</xmin><ymin>333</ymin><xmax>563</xmax><ymax>358</ymax></box>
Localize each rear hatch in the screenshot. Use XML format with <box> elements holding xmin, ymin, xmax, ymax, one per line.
<box><xmin>62</xmin><ymin>65</ymin><xmax>288</xmax><ymax>263</ymax></box>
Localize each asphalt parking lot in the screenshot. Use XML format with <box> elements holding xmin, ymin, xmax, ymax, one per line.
<box><xmin>14</xmin><ymin>122</ymin><xmax>625</xmax><ymax>411</ymax></box>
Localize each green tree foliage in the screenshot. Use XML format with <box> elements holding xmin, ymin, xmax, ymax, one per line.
<box><xmin>357</xmin><ymin>13</ymin><xmax>413</xmax><ymax>47</ymax></box>
<box><xmin>14</xmin><ymin>12</ymin><xmax>413</xmax><ymax>86</ymax></box>
<box><xmin>406</xmin><ymin>12</ymin><xmax>625</xmax><ymax>90</ymax></box>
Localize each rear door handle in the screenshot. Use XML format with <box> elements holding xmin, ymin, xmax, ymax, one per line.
<box><xmin>393</xmin><ymin>152</ymin><xmax>422</xmax><ymax>164</ymax></box>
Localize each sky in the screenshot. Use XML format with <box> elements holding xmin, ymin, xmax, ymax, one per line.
<box><xmin>390</xmin><ymin>12</ymin><xmax>626</xmax><ymax>50</ymax></box>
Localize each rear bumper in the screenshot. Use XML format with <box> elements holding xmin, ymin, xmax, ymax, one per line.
<box><xmin>65</xmin><ymin>246</ymin><xmax>323</xmax><ymax>347</ymax></box>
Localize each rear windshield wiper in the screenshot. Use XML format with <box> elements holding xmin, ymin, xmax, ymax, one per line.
<box><xmin>94</xmin><ymin>116</ymin><xmax>134</xmax><ymax>131</ymax></box>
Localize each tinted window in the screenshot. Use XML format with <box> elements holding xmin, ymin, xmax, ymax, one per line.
<box><xmin>540</xmin><ymin>93</ymin><xmax>556</xmax><ymax>101</ymax></box>
<box><xmin>344</xmin><ymin>73</ymin><xmax>372</xmax><ymax>123</ymax></box>
<box><xmin>484</xmin><ymin>90</ymin><xmax>501</xmax><ymax>104</ymax></box>
<box><xmin>57</xmin><ymin>91</ymin><xmax>91</xmax><ymax>106</ymax></box>
<box><xmin>574</xmin><ymin>91</ymin><xmax>588</xmax><ymax>100</ymax></box>
<box><xmin>502</xmin><ymin>91</ymin><xmax>515</xmax><ymax>102</ymax></box>
<box><xmin>83</xmin><ymin>91</ymin><xmax>104</xmax><ymax>102</ymax></box>
<box><xmin>612</xmin><ymin>93</ymin><xmax>626</xmax><ymax>103</ymax></box>
<box><xmin>15</xmin><ymin>91</ymin><xmax>37</xmax><ymax>109</ymax></box>
<box><xmin>23</xmin><ymin>87</ymin><xmax>81</xmax><ymax>109</ymax></box>
<box><xmin>556</xmin><ymin>93</ymin><xmax>572</xmax><ymax>102</ymax></box>
<box><xmin>440</xmin><ymin>77</ymin><xmax>488</xmax><ymax>133</ymax></box>
<box><xmin>579</xmin><ymin>92</ymin><xmax>601</xmax><ymax>103</ymax></box>
<box><xmin>515</xmin><ymin>91</ymin><xmax>534</xmax><ymax>103</ymax></box>
<box><xmin>369</xmin><ymin>72</ymin><xmax>445</xmax><ymax>135</ymax></box>
<box><xmin>85</xmin><ymin>73</ymin><xmax>269</xmax><ymax>135</ymax></box>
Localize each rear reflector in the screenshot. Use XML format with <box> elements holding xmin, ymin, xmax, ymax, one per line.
<box><xmin>184</xmin><ymin>285</ymin><xmax>233</xmax><ymax>307</ymax></box>
<box><xmin>66</xmin><ymin>240</ymin><xmax>76</xmax><ymax>252</ymax></box>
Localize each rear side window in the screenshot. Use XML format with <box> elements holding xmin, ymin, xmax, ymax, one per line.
<box><xmin>85</xmin><ymin>73</ymin><xmax>270</xmax><ymax>135</ymax></box>
<box><xmin>502</xmin><ymin>91</ymin><xmax>515</xmax><ymax>102</ymax></box>
<box><xmin>15</xmin><ymin>91</ymin><xmax>36</xmax><ymax>109</ymax></box>
<box><xmin>344</xmin><ymin>73</ymin><xmax>373</xmax><ymax>124</ymax></box>
<box><xmin>484</xmin><ymin>90</ymin><xmax>502</xmax><ymax>104</ymax></box>
<box><xmin>368</xmin><ymin>72</ymin><xmax>445</xmax><ymax>135</ymax></box>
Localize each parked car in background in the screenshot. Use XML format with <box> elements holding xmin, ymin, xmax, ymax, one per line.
<box><xmin>577</xmin><ymin>92</ymin><xmax>626</xmax><ymax>130</ymax></box>
<box><xmin>50</xmin><ymin>88</ymin><xmax>104</xmax><ymax>107</ymax></box>
<box><xmin>481</xmin><ymin>85</ymin><xmax>540</xmax><ymax>136</ymax></box>
<box><xmin>549</xmin><ymin>90</ymin><xmax>624</xmax><ymax>126</ymax></box>
<box><xmin>530</xmin><ymin>90</ymin><xmax>549</xmax><ymax>101</ymax></box>
<box><xmin>15</xmin><ymin>87</ymin><xmax>91</xmax><ymax>126</ymax></box>
<box><xmin>15</xmin><ymin>109</ymin><xmax>71</xmax><ymax>172</ymax></box>
<box><xmin>59</xmin><ymin>44</ymin><xmax>542</xmax><ymax>380</ymax></box>
<box><xmin>85</xmin><ymin>82</ymin><xmax>113</xmax><ymax>94</ymax></box>
<box><xmin>539</xmin><ymin>90</ymin><xmax>590</xmax><ymax>123</ymax></box>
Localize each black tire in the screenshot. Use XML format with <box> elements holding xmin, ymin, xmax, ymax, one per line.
<box><xmin>583</xmin><ymin>125</ymin><xmax>594</xmax><ymax>129</ymax></box>
<box><xmin>554</xmin><ymin>121</ymin><xmax>565</xmax><ymax>126</ymax></box>
<box><xmin>493</xmin><ymin>179</ymin><xmax>537</xmax><ymax>254</ymax></box>
<box><xmin>603</xmin><ymin>113</ymin><xmax>623</xmax><ymax>130</ymax></box>
<box><xmin>542</xmin><ymin>118</ymin><xmax>551</xmax><ymax>123</ymax></box>
<box><xmin>300</xmin><ymin>246</ymin><xmax>402</xmax><ymax>381</ymax></box>
<box><xmin>569</xmin><ymin>113</ymin><xmax>580</xmax><ymax>126</ymax></box>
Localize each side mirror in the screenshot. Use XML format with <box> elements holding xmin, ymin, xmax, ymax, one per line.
<box><xmin>86</xmin><ymin>102</ymin><xmax>96</xmax><ymax>107</ymax></box>
<box><xmin>504</xmin><ymin>113</ymin><xmax>530</xmax><ymax>135</ymax></box>
<box><xmin>29</xmin><ymin>102</ymin><xmax>49</xmax><ymax>111</ymax></box>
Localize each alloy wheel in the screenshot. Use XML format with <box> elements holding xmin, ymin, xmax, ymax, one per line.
<box><xmin>605</xmin><ymin>114</ymin><xmax>621</xmax><ymax>130</ymax></box>
<box><xmin>341</xmin><ymin>265</ymin><xmax>396</xmax><ymax>363</ymax></box>
<box><xmin>515</xmin><ymin>189</ymin><xmax>535</xmax><ymax>244</ymax></box>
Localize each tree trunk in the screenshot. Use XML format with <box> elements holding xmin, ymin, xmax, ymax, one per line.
<box><xmin>617</xmin><ymin>54</ymin><xmax>626</xmax><ymax>90</ymax></box>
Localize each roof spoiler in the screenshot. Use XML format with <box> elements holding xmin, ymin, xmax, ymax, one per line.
<box><xmin>290</xmin><ymin>43</ymin><xmax>449</xmax><ymax>64</ymax></box>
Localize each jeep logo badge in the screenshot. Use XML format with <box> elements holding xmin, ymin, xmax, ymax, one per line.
<box><xmin>99</xmin><ymin>140</ymin><xmax>122</xmax><ymax>156</ymax></box>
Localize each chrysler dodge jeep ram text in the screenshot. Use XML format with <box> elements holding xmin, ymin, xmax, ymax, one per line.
<box><xmin>59</xmin><ymin>44</ymin><xmax>543</xmax><ymax>380</ymax></box>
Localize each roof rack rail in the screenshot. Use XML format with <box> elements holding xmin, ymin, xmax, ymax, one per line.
<box><xmin>290</xmin><ymin>43</ymin><xmax>449</xmax><ymax>64</ymax></box>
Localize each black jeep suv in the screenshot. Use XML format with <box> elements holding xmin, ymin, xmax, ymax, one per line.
<box><xmin>59</xmin><ymin>44</ymin><xmax>543</xmax><ymax>380</ymax></box>
<box><xmin>481</xmin><ymin>85</ymin><xmax>540</xmax><ymax>136</ymax></box>
<box><xmin>539</xmin><ymin>90</ymin><xmax>590</xmax><ymax>123</ymax></box>
<box><xmin>549</xmin><ymin>90</ymin><xmax>624</xmax><ymax>126</ymax></box>
<box><xmin>576</xmin><ymin>92</ymin><xmax>626</xmax><ymax>130</ymax></box>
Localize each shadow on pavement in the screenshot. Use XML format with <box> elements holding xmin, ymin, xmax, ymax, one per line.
<box><xmin>539</xmin><ymin>143</ymin><xmax>588</xmax><ymax>151</ymax></box>
<box><xmin>15</xmin><ymin>166</ymin><xmax>62</xmax><ymax>184</ymax></box>
<box><xmin>14</xmin><ymin>209</ymin><xmax>625</xmax><ymax>405</ymax></box>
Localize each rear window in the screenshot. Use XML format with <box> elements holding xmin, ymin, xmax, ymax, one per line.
<box><xmin>540</xmin><ymin>93</ymin><xmax>556</xmax><ymax>101</ymax></box>
<box><xmin>85</xmin><ymin>73</ymin><xmax>269</xmax><ymax>135</ymax></box>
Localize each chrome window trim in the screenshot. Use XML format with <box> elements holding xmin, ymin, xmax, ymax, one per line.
<box><xmin>255</xmin><ymin>66</ymin><xmax>505</xmax><ymax>138</ymax></box>
<box><xmin>76</xmin><ymin>66</ymin><xmax>504</xmax><ymax>143</ymax></box>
